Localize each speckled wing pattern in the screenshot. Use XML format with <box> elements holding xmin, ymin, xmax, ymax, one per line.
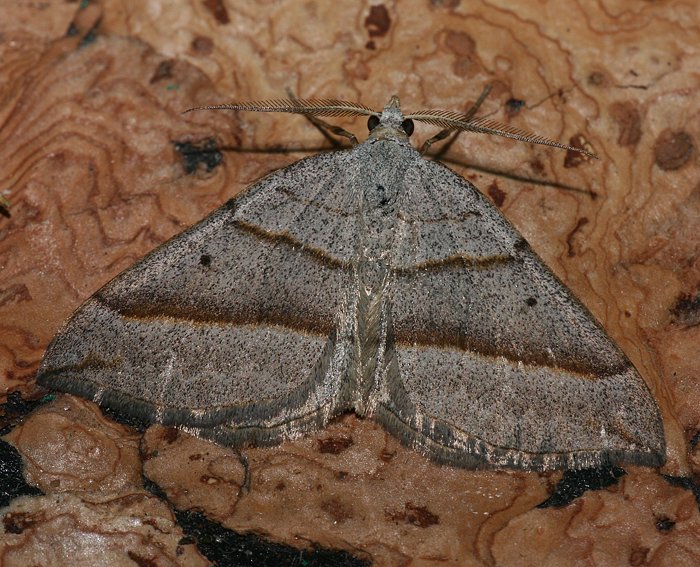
<box><xmin>37</xmin><ymin>137</ymin><xmax>665</xmax><ymax>471</ymax></box>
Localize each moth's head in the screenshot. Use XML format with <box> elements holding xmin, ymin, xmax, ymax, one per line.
<box><xmin>366</xmin><ymin>95</ymin><xmax>415</xmax><ymax>143</ymax></box>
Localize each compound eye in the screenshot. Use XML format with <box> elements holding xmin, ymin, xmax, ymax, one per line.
<box><xmin>401</xmin><ymin>118</ymin><xmax>414</xmax><ymax>136</ymax></box>
<box><xmin>367</xmin><ymin>115</ymin><xmax>380</xmax><ymax>131</ymax></box>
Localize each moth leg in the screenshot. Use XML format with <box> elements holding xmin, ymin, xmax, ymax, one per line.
<box><xmin>461</xmin><ymin>84</ymin><xmax>493</xmax><ymax>121</ymax></box>
<box><xmin>420</xmin><ymin>84</ymin><xmax>493</xmax><ymax>155</ymax></box>
<box><xmin>286</xmin><ymin>87</ymin><xmax>358</xmax><ymax>147</ymax></box>
<box><xmin>419</xmin><ymin>128</ymin><xmax>452</xmax><ymax>155</ymax></box>
<box><xmin>304</xmin><ymin>114</ymin><xmax>359</xmax><ymax>146</ymax></box>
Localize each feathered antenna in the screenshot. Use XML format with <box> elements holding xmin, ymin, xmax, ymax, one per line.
<box><xmin>404</xmin><ymin>108</ymin><xmax>598</xmax><ymax>159</ymax></box>
<box><xmin>185</xmin><ymin>91</ymin><xmax>597</xmax><ymax>159</ymax></box>
<box><xmin>184</xmin><ymin>99</ymin><xmax>379</xmax><ymax>119</ymax></box>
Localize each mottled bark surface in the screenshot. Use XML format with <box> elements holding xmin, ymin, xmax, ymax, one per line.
<box><xmin>1</xmin><ymin>1</ymin><xmax>699</xmax><ymax>565</ymax></box>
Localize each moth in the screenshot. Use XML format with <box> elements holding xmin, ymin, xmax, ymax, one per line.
<box><xmin>37</xmin><ymin>90</ymin><xmax>665</xmax><ymax>471</ymax></box>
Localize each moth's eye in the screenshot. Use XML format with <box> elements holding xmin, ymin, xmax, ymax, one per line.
<box><xmin>401</xmin><ymin>118</ymin><xmax>414</xmax><ymax>136</ymax></box>
<box><xmin>367</xmin><ymin>115</ymin><xmax>380</xmax><ymax>131</ymax></box>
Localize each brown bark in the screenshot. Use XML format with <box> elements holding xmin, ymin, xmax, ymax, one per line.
<box><xmin>1</xmin><ymin>1</ymin><xmax>699</xmax><ymax>565</ymax></box>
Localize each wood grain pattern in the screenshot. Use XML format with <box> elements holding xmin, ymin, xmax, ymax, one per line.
<box><xmin>1</xmin><ymin>1</ymin><xmax>699</xmax><ymax>565</ymax></box>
